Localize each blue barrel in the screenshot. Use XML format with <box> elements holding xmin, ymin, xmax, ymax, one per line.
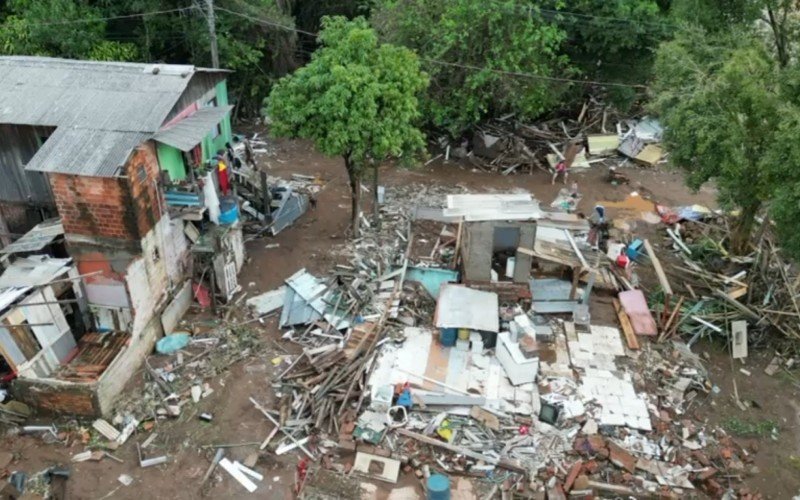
<box><xmin>439</xmin><ymin>328</ymin><xmax>457</xmax><ymax>347</ymax></box>
<box><xmin>427</xmin><ymin>474</ymin><xmax>450</xmax><ymax>500</ymax></box>
<box><xmin>218</xmin><ymin>199</ymin><xmax>239</xmax><ymax>225</ymax></box>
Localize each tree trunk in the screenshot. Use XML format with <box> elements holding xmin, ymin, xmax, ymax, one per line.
<box><xmin>344</xmin><ymin>155</ymin><xmax>361</xmax><ymax>237</ymax></box>
<box><xmin>730</xmin><ymin>202</ymin><xmax>761</xmax><ymax>255</ymax></box>
<box><xmin>766</xmin><ymin>6</ymin><xmax>789</xmax><ymax>68</ymax></box>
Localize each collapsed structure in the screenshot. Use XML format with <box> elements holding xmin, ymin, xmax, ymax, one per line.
<box><xmin>0</xmin><ymin>57</ymin><xmax>251</xmax><ymax>415</ymax></box>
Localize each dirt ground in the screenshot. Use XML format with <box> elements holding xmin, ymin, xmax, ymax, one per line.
<box><xmin>3</xmin><ymin>137</ymin><xmax>799</xmax><ymax>499</ymax></box>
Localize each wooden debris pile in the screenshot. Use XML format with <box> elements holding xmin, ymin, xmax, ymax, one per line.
<box><xmin>450</xmin><ymin>96</ymin><xmax>628</xmax><ymax>175</ymax></box>
<box><xmin>656</xmin><ymin>213</ymin><xmax>800</xmax><ymax>347</ymax></box>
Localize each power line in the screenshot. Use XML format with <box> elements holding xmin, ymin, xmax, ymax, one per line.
<box><xmin>213</xmin><ymin>5</ymin><xmax>646</xmax><ymax>89</ymax></box>
<box><xmin>215</xmin><ymin>6</ymin><xmax>315</xmax><ymax>36</ymax></box>
<box><xmin>16</xmin><ymin>7</ymin><xmax>195</xmax><ymax>28</ymax></box>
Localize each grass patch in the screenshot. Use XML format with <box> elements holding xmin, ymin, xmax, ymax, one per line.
<box><xmin>722</xmin><ymin>417</ymin><xmax>779</xmax><ymax>437</ymax></box>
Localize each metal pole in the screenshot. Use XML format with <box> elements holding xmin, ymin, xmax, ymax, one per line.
<box><xmin>206</xmin><ymin>0</ymin><xmax>220</xmax><ymax>68</ymax></box>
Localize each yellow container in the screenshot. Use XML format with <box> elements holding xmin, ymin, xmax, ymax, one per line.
<box><xmin>457</xmin><ymin>328</ymin><xmax>470</xmax><ymax>341</ymax></box>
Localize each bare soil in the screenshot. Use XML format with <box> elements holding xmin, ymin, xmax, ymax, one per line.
<box><xmin>3</xmin><ymin>137</ymin><xmax>798</xmax><ymax>499</ymax></box>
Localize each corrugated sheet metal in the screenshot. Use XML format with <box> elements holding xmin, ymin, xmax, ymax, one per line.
<box><xmin>25</xmin><ymin>128</ymin><xmax>149</xmax><ymax>176</ymax></box>
<box><xmin>0</xmin><ymin>256</ymin><xmax>72</xmax><ymax>288</ymax></box>
<box><xmin>434</xmin><ymin>284</ymin><xmax>499</xmax><ymax>332</ymax></box>
<box><xmin>154</xmin><ymin>105</ymin><xmax>233</xmax><ymax>151</ymax></box>
<box><xmin>0</xmin><ymin>124</ymin><xmax>55</xmax><ymax>204</ymax></box>
<box><xmin>444</xmin><ymin>193</ymin><xmax>542</xmax><ymax>221</ymax></box>
<box><xmin>0</xmin><ymin>218</ymin><xmax>63</xmax><ymax>255</ymax></box>
<box><xmin>0</xmin><ymin>57</ymin><xmax>195</xmax><ymax>132</ymax></box>
<box><xmin>0</xmin><ymin>56</ymin><xmax>228</xmax><ymax>177</ymax></box>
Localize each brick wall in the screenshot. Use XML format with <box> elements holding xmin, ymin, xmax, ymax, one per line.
<box><xmin>49</xmin><ymin>141</ymin><xmax>163</xmax><ymax>242</ymax></box>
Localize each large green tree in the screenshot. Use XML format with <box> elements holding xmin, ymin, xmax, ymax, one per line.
<box><xmin>0</xmin><ymin>0</ymin><xmax>137</xmax><ymax>60</ymax></box>
<box><xmin>651</xmin><ymin>28</ymin><xmax>800</xmax><ymax>254</ymax></box>
<box><xmin>266</xmin><ymin>16</ymin><xmax>428</xmax><ymax>235</ymax></box>
<box><xmin>371</xmin><ymin>0</ymin><xmax>568</xmax><ymax>136</ymax></box>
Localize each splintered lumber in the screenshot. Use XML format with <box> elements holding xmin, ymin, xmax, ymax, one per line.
<box><xmin>643</xmin><ymin>239</ymin><xmax>673</xmax><ymax>296</ymax></box>
<box><xmin>613</xmin><ymin>298</ymin><xmax>639</xmax><ymax>350</ymax></box>
<box><xmin>249</xmin><ymin>398</ymin><xmax>315</xmax><ymax>460</ymax></box>
<box><xmin>394</xmin><ymin>428</ymin><xmax>526</xmax><ymax>474</ymax></box>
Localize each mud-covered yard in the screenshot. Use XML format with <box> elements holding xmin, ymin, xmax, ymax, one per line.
<box><xmin>2</xmin><ymin>136</ymin><xmax>799</xmax><ymax>499</ymax></box>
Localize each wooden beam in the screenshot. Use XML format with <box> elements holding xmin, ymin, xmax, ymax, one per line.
<box><xmin>394</xmin><ymin>428</ymin><xmax>526</xmax><ymax>474</ymax></box>
<box><xmin>613</xmin><ymin>298</ymin><xmax>639</xmax><ymax>350</ymax></box>
<box><xmin>564</xmin><ymin>229</ymin><xmax>589</xmax><ymax>270</ymax></box>
<box><xmin>643</xmin><ymin>239</ymin><xmax>673</xmax><ymax>296</ymax></box>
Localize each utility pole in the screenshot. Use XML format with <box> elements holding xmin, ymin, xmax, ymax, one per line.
<box><xmin>205</xmin><ymin>0</ymin><xmax>220</xmax><ymax>68</ymax></box>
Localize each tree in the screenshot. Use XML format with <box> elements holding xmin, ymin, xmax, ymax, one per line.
<box><xmin>651</xmin><ymin>28</ymin><xmax>790</xmax><ymax>254</ymax></box>
<box><xmin>0</xmin><ymin>0</ymin><xmax>138</xmax><ymax>60</ymax></box>
<box><xmin>547</xmin><ymin>0</ymin><xmax>669</xmax><ymax>110</ymax></box>
<box><xmin>266</xmin><ymin>16</ymin><xmax>428</xmax><ymax>235</ymax></box>
<box><xmin>371</xmin><ymin>0</ymin><xmax>568</xmax><ymax>136</ymax></box>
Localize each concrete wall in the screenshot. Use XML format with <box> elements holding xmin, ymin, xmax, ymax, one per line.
<box><xmin>462</xmin><ymin>221</ymin><xmax>535</xmax><ymax>284</ymax></box>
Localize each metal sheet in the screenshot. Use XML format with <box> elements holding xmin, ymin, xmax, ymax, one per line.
<box><xmin>0</xmin><ymin>257</ymin><xmax>72</xmax><ymax>288</ymax></box>
<box><xmin>0</xmin><ymin>287</ymin><xmax>30</xmax><ymax>313</ymax></box>
<box><xmin>24</xmin><ymin>128</ymin><xmax>149</xmax><ymax>177</ymax></box>
<box><xmin>444</xmin><ymin>193</ymin><xmax>542</xmax><ymax>221</ymax></box>
<box><xmin>154</xmin><ymin>105</ymin><xmax>233</xmax><ymax>151</ymax></box>
<box><xmin>434</xmin><ymin>284</ymin><xmax>499</xmax><ymax>332</ymax></box>
<box><xmin>0</xmin><ymin>219</ymin><xmax>63</xmax><ymax>255</ymax></box>
<box><xmin>0</xmin><ymin>56</ymin><xmax>228</xmax><ymax>177</ymax></box>
<box><xmin>530</xmin><ymin>278</ymin><xmax>576</xmax><ymax>314</ymax></box>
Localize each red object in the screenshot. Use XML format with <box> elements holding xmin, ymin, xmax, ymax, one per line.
<box><xmin>217</xmin><ymin>159</ymin><xmax>230</xmax><ymax>195</ymax></box>
<box><xmin>295</xmin><ymin>458</ymin><xmax>309</xmax><ymax>493</ymax></box>
<box><xmin>556</xmin><ymin>161</ymin><xmax>567</xmax><ymax>172</ymax></box>
<box><xmin>519</xmin><ymin>425</ymin><xmax>530</xmax><ymax>435</ymax></box>
<box><xmin>192</xmin><ymin>282</ymin><xmax>211</xmax><ymax>308</ymax></box>
<box><xmin>615</xmin><ymin>253</ymin><xmax>630</xmax><ymax>269</ymax></box>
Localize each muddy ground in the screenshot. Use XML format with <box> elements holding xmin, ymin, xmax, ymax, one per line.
<box><xmin>2</xmin><ymin>137</ymin><xmax>799</xmax><ymax>499</ymax></box>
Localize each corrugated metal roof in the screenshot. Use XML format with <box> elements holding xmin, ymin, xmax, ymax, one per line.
<box><xmin>434</xmin><ymin>284</ymin><xmax>499</xmax><ymax>332</ymax></box>
<box><xmin>25</xmin><ymin>127</ymin><xmax>150</xmax><ymax>176</ymax></box>
<box><xmin>0</xmin><ymin>256</ymin><xmax>72</xmax><ymax>288</ymax></box>
<box><xmin>0</xmin><ymin>56</ymin><xmax>228</xmax><ymax>177</ymax></box>
<box><xmin>444</xmin><ymin>193</ymin><xmax>542</xmax><ymax>221</ymax></box>
<box><xmin>0</xmin><ymin>218</ymin><xmax>63</xmax><ymax>255</ymax></box>
<box><xmin>153</xmin><ymin>105</ymin><xmax>233</xmax><ymax>151</ymax></box>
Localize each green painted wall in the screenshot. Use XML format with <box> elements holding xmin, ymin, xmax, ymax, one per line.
<box><xmin>157</xmin><ymin>143</ymin><xmax>186</xmax><ymax>182</ymax></box>
<box><xmin>201</xmin><ymin>80</ymin><xmax>234</xmax><ymax>163</ymax></box>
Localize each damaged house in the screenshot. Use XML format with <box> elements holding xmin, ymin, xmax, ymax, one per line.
<box><xmin>0</xmin><ymin>56</ymin><xmax>241</xmax><ymax>415</ymax></box>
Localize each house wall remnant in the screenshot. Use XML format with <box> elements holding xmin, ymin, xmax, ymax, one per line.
<box><xmin>462</xmin><ymin>221</ymin><xmax>535</xmax><ymax>284</ymax></box>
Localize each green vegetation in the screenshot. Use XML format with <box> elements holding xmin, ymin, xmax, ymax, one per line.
<box><xmin>723</xmin><ymin>417</ymin><xmax>779</xmax><ymax>438</ymax></box>
<box><xmin>266</xmin><ymin>17</ymin><xmax>427</xmax><ymax>236</ymax></box>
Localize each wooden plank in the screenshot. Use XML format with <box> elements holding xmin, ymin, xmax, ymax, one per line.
<box><xmin>394</xmin><ymin>428</ymin><xmax>526</xmax><ymax>474</ymax></box>
<box><xmin>564</xmin><ymin>229</ymin><xmax>589</xmax><ymax>270</ymax></box>
<box><xmin>613</xmin><ymin>299</ymin><xmax>639</xmax><ymax>350</ymax></box>
<box><xmin>643</xmin><ymin>239</ymin><xmax>673</xmax><ymax>296</ymax></box>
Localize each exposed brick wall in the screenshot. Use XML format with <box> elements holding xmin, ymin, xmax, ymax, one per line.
<box><xmin>123</xmin><ymin>141</ymin><xmax>162</xmax><ymax>238</ymax></box>
<box><xmin>49</xmin><ymin>141</ymin><xmax>163</xmax><ymax>242</ymax></box>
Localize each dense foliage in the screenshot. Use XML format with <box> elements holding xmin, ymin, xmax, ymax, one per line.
<box><xmin>651</xmin><ymin>2</ymin><xmax>800</xmax><ymax>256</ymax></box>
<box><xmin>266</xmin><ymin>16</ymin><xmax>427</xmax><ymax>235</ymax></box>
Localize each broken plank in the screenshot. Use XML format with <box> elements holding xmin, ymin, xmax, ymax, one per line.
<box><xmin>643</xmin><ymin>239</ymin><xmax>673</xmax><ymax>296</ymax></box>
<box><xmin>393</xmin><ymin>428</ymin><xmax>525</xmax><ymax>474</ymax></box>
<box><xmin>612</xmin><ymin>298</ymin><xmax>639</xmax><ymax>350</ymax></box>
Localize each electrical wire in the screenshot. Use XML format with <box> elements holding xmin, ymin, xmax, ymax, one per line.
<box><xmin>16</xmin><ymin>7</ymin><xmax>195</xmax><ymax>28</ymax></box>
<box><xmin>213</xmin><ymin>4</ymin><xmax>647</xmax><ymax>89</ymax></box>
